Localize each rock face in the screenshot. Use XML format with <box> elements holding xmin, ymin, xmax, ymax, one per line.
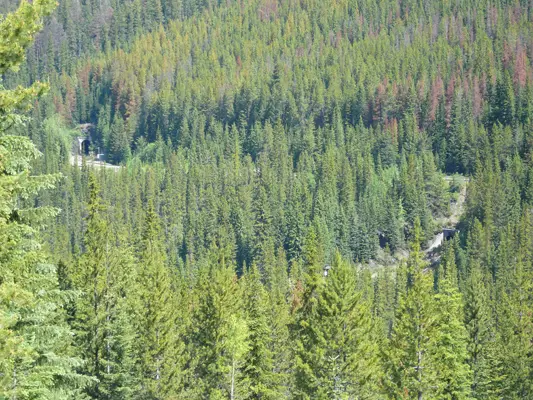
<box><xmin>427</xmin><ymin>232</ymin><xmax>444</xmax><ymax>253</ymax></box>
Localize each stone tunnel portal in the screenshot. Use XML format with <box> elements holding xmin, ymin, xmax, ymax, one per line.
<box><xmin>81</xmin><ymin>139</ymin><xmax>91</xmax><ymax>155</ymax></box>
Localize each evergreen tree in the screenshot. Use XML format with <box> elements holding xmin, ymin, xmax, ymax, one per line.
<box><xmin>0</xmin><ymin>0</ymin><xmax>90</xmax><ymax>397</ymax></box>
<box><xmin>265</xmin><ymin>249</ymin><xmax>292</xmax><ymax>396</ymax></box>
<box><xmin>464</xmin><ymin>260</ymin><xmax>502</xmax><ymax>399</ymax></box>
<box><xmin>72</xmin><ymin>175</ymin><xmax>136</xmax><ymax>399</ymax></box>
<box><xmin>495</xmin><ymin>249</ymin><xmax>533</xmax><ymax>398</ymax></box>
<box><xmin>188</xmin><ymin>251</ymin><xmax>249</xmax><ymax>399</ymax></box>
<box><xmin>242</xmin><ymin>263</ymin><xmax>279</xmax><ymax>399</ymax></box>
<box><xmin>133</xmin><ymin>200</ymin><xmax>184</xmax><ymax>399</ymax></box>
<box><xmin>293</xmin><ymin>252</ymin><xmax>380</xmax><ymax>399</ymax></box>
<box><xmin>384</xmin><ymin>218</ymin><xmax>438</xmax><ymax>399</ymax></box>
<box><xmin>0</xmin><ymin>0</ymin><xmax>55</xmax><ymax>129</ymax></box>
<box><xmin>0</xmin><ymin>143</ymin><xmax>89</xmax><ymax>397</ymax></box>
<box><xmin>433</xmin><ymin>250</ymin><xmax>472</xmax><ymax>399</ymax></box>
<box><xmin>4</xmin><ymin>0</ymin><xmax>533</xmax><ymax>398</ymax></box>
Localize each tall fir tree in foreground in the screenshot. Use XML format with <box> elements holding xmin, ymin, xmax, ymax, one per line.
<box><xmin>241</xmin><ymin>262</ymin><xmax>279</xmax><ymax>399</ymax></box>
<box><xmin>433</xmin><ymin>245</ymin><xmax>472</xmax><ymax>399</ymax></box>
<box><xmin>494</xmin><ymin>221</ymin><xmax>533</xmax><ymax>399</ymax></box>
<box><xmin>72</xmin><ymin>175</ymin><xmax>136</xmax><ymax>399</ymax></box>
<box><xmin>0</xmin><ymin>0</ymin><xmax>90</xmax><ymax>397</ymax></box>
<box><xmin>463</xmin><ymin>260</ymin><xmax>502</xmax><ymax>399</ymax></box>
<box><xmin>384</xmin><ymin>218</ymin><xmax>439</xmax><ymax>399</ymax></box>
<box><xmin>187</xmin><ymin>250</ymin><xmax>249</xmax><ymax>399</ymax></box>
<box><xmin>293</xmin><ymin>252</ymin><xmax>381</xmax><ymax>399</ymax></box>
<box><xmin>133</xmin><ymin>199</ymin><xmax>185</xmax><ymax>399</ymax></box>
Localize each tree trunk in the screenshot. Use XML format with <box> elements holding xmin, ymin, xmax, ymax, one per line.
<box><xmin>231</xmin><ymin>359</ymin><xmax>236</xmax><ymax>400</ymax></box>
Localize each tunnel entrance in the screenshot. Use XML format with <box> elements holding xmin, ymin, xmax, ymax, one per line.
<box><xmin>443</xmin><ymin>228</ymin><xmax>458</xmax><ymax>241</ymax></box>
<box><xmin>81</xmin><ymin>139</ymin><xmax>91</xmax><ymax>155</ymax></box>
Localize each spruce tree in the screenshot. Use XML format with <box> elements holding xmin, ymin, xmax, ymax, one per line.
<box><xmin>495</xmin><ymin>253</ymin><xmax>533</xmax><ymax>398</ymax></box>
<box><xmin>242</xmin><ymin>263</ymin><xmax>278</xmax><ymax>399</ymax></box>
<box><xmin>133</xmin><ymin>200</ymin><xmax>184</xmax><ymax>399</ymax></box>
<box><xmin>72</xmin><ymin>175</ymin><xmax>136</xmax><ymax>399</ymax></box>
<box><xmin>0</xmin><ymin>0</ymin><xmax>90</xmax><ymax>397</ymax></box>
<box><xmin>433</xmin><ymin>251</ymin><xmax>472</xmax><ymax>399</ymax></box>
<box><xmin>188</xmin><ymin>251</ymin><xmax>249</xmax><ymax>399</ymax></box>
<box><xmin>265</xmin><ymin>248</ymin><xmax>292</xmax><ymax>396</ymax></box>
<box><xmin>293</xmin><ymin>252</ymin><xmax>381</xmax><ymax>399</ymax></box>
<box><xmin>464</xmin><ymin>260</ymin><xmax>502</xmax><ymax>399</ymax></box>
<box><xmin>384</xmin><ymin>218</ymin><xmax>438</xmax><ymax>400</ymax></box>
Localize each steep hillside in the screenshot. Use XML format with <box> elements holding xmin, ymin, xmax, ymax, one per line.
<box><xmin>43</xmin><ymin>0</ymin><xmax>533</xmax><ymax>167</ymax></box>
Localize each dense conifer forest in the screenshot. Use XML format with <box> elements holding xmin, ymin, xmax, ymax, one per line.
<box><xmin>2</xmin><ymin>0</ymin><xmax>533</xmax><ymax>398</ymax></box>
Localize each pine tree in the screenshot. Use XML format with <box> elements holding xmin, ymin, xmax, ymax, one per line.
<box><xmin>133</xmin><ymin>200</ymin><xmax>184</xmax><ymax>399</ymax></box>
<box><xmin>0</xmin><ymin>157</ymin><xmax>90</xmax><ymax>397</ymax></box>
<box><xmin>0</xmin><ymin>0</ymin><xmax>90</xmax><ymax>397</ymax></box>
<box><xmin>188</xmin><ymin>251</ymin><xmax>249</xmax><ymax>399</ymax></box>
<box><xmin>227</xmin><ymin>314</ymin><xmax>250</xmax><ymax>400</ymax></box>
<box><xmin>290</xmin><ymin>239</ymin><xmax>323</xmax><ymax>398</ymax></box>
<box><xmin>242</xmin><ymin>263</ymin><xmax>279</xmax><ymax>399</ymax></box>
<box><xmin>285</xmin><ymin>179</ymin><xmax>306</xmax><ymax>263</ymax></box>
<box><xmin>373</xmin><ymin>268</ymin><xmax>396</xmax><ymax>339</ymax></box>
<box><xmin>433</xmin><ymin>250</ymin><xmax>472</xmax><ymax>399</ymax></box>
<box><xmin>108</xmin><ymin>117</ymin><xmax>131</xmax><ymax>164</ymax></box>
<box><xmin>72</xmin><ymin>175</ymin><xmax>136</xmax><ymax>399</ymax></box>
<box><xmin>495</xmin><ymin>247</ymin><xmax>533</xmax><ymax>398</ymax></box>
<box><xmin>384</xmin><ymin>218</ymin><xmax>438</xmax><ymax>399</ymax></box>
<box><xmin>265</xmin><ymin>248</ymin><xmax>292</xmax><ymax>396</ymax></box>
<box><xmin>293</xmin><ymin>252</ymin><xmax>381</xmax><ymax>399</ymax></box>
<box><xmin>464</xmin><ymin>260</ymin><xmax>502</xmax><ymax>399</ymax></box>
<box><xmin>252</xmin><ymin>179</ymin><xmax>273</xmax><ymax>264</ymax></box>
<box><xmin>0</xmin><ymin>0</ymin><xmax>56</xmax><ymax>128</ymax></box>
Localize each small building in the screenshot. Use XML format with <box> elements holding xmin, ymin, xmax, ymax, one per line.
<box><xmin>323</xmin><ymin>265</ymin><xmax>331</xmax><ymax>277</ymax></box>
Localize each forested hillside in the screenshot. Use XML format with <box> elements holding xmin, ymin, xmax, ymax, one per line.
<box><xmin>2</xmin><ymin>0</ymin><xmax>533</xmax><ymax>398</ymax></box>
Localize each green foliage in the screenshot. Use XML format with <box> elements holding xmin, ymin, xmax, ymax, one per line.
<box><xmin>0</xmin><ymin>0</ymin><xmax>91</xmax><ymax>397</ymax></box>
<box><xmin>187</xmin><ymin>253</ymin><xmax>248</xmax><ymax>399</ymax></box>
<box><xmin>433</xmin><ymin>253</ymin><xmax>472</xmax><ymax>399</ymax></box>
<box><xmin>464</xmin><ymin>261</ymin><xmax>502</xmax><ymax>399</ymax></box>
<box><xmin>71</xmin><ymin>175</ymin><xmax>137</xmax><ymax>399</ymax></box>
<box><xmin>0</xmin><ymin>0</ymin><xmax>55</xmax><ymax>130</ymax></box>
<box><xmin>241</xmin><ymin>263</ymin><xmax>279</xmax><ymax>399</ymax></box>
<box><xmin>4</xmin><ymin>0</ymin><xmax>533</xmax><ymax>397</ymax></box>
<box><xmin>293</xmin><ymin>252</ymin><xmax>380</xmax><ymax>399</ymax></box>
<box><xmin>384</xmin><ymin>219</ymin><xmax>440</xmax><ymax>399</ymax></box>
<box><xmin>133</xmin><ymin>199</ymin><xmax>185</xmax><ymax>399</ymax></box>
